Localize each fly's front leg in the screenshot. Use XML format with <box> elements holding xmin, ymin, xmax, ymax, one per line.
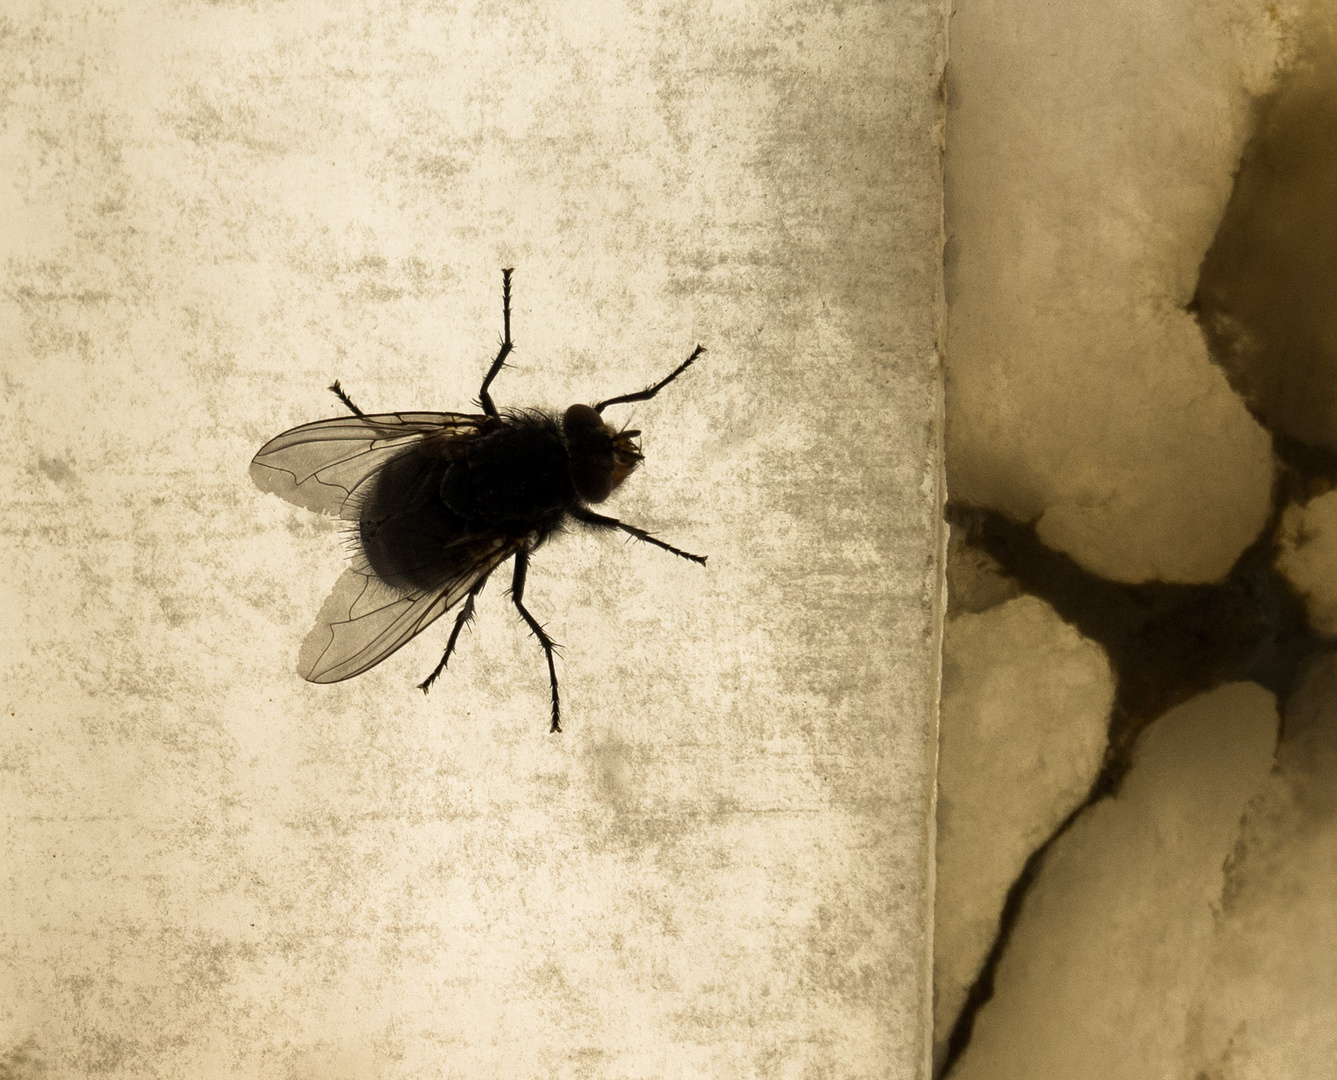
<box><xmin>594</xmin><ymin>345</ymin><xmax>704</xmax><ymax>413</ymax></box>
<box><xmin>571</xmin><ymin>506</ymin><xmax>707</xmax><ymax>564</ymax></box>
<box><xmin>478</xmin><ymin>268</ymin><xmax>515</xmax><ymax>418</ymax></box>
<box><xmin>418</xmin><ymin>576</ymin><xmax>489</xmax><ymax>694</ymax></box>
<box><xmin>510</xmin><ymin>546</ymin><xmax>562</xmax><ymax>733</ymax></box>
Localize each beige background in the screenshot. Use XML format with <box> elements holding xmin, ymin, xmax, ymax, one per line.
<box><xmin>0</xmin><ymin>1</ymin><xmax>946</xmax><ymax>1077</ymax></box>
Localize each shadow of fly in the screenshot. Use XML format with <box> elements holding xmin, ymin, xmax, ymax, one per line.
<box><xmin>250</xmin><ymin>269</ymin><xmax>706</xmax><ymax>732</ymax></box>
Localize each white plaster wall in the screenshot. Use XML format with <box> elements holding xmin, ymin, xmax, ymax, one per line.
<box><xmin>0</xmin><ymin>3</ymin><xmax>947</xmax><ymax>1076</ymax></box>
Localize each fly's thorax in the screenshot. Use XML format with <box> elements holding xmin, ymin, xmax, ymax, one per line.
<box><xmin>563</xmin><ymin>403</ymin><xmax>642</xmax><ymax>504</ymax></box>
<box><xmin>440</xmin><ymin>413</ymin><xmax>574</xmax><ymax>526</ymax></box>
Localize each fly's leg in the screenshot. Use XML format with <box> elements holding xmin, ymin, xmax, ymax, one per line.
<box><xmin>510</xmin><ymin>547</ymin><xmax>562</xmax><ymax>733</ymax></box>
<box><xmin>328</xmin><ymin>380</ymin><xmax>366</xmax><ymax>418</ymax></box>
<box><xmin>418</xmin><ymin>576</ymin><xmax>489</xmax><ymax>693</ymax></box>
<box><xmin>478</xmin><ymin>268</ymin><xmax>515</xmax><ymax>418</ymax></box>
<box><xmin>594</xmin><ymin>345</ymin><xmax>704</xmax><ymax>414</ymax></box>
<box><xmin>572</xmin><ymin>506</ymin><xmax>707</xmax><ymax>565</ymax></box>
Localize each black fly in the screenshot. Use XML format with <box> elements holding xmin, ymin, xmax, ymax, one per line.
<box><xmin>250</xmin><ymin>269</ymin><xmax>705</xmax><ymax>732</ymax></box>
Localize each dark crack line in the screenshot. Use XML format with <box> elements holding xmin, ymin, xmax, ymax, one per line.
<box><xmin>937</xmin><ymin>778</ymin><xmax>1093</xmax><ymax>1077</ymax></box>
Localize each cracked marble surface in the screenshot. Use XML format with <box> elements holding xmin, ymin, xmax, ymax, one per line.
<box><xmin>939</xmin><ymin>3</ymin><xmax>1337</xmax><ymax>1077</ymax></box>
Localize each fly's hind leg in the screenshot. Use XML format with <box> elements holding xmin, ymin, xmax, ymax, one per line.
<box><xmin>418</xmin><ymin>576</ymin><xmax>489</xmax><ymax>694</ymax></box>
<box><xmin>510</xmin><ymin>547</ymin><xmax>562</xmax><ymax>733</ymax></box>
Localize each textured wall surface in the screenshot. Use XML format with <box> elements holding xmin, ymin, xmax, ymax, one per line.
<box><xmin>0</xmin><ymin>1</ymin><xmax>946</xmax><ymax>1077</ymax></box>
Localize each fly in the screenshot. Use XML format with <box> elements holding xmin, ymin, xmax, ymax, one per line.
<box><xmin>250</xmin><ymin>268</ymin><xmax>705</xmax><ymax>732</ymax></box>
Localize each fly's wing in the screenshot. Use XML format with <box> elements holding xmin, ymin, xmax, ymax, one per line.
<box><xmin>298</xmin><ymin>536</ymin><xmax>519</xmax><ymax>683</ymax></box>
<box><xmin>250</xmin><ymin>412</ymin><xmax>486</xmax><ymax>517</ymax></box>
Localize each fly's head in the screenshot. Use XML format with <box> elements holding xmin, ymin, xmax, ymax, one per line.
<box><xmin>563</xmin><ymin>402</ymin><xmax>643</xmax><ymax>504</ymax></box>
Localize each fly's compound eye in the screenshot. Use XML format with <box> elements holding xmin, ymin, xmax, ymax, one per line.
<box><xmin>563</xmin><ymin>403</ymin><xmax>641</xmax><ymax>504</ymax></box>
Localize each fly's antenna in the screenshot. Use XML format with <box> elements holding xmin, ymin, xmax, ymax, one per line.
<box><xmin>616</xmin><ymin>407</ymin><xmax>641</xmax><ymax>436</ymax></box>
<box><xmin>595</xmin><ymin>345</ymin><xmax>704</xmax><ymax>414</ymax></box>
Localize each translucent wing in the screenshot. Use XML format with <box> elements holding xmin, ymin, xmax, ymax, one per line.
<box><xmin>298</xmin><ymin>537</ymin><xmax>519</xmax><ymax>683</ymax></box>
<box><xmin>250</xmin><ymin>412</ymin><xmax>487</xmax><ymax>517</ymax></box>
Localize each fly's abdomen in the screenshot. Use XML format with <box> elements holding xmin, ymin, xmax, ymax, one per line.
<box><xmin>357</xmin><ymin>450</ymin><xmax>471</xmax><ymax>592</ymax></box>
